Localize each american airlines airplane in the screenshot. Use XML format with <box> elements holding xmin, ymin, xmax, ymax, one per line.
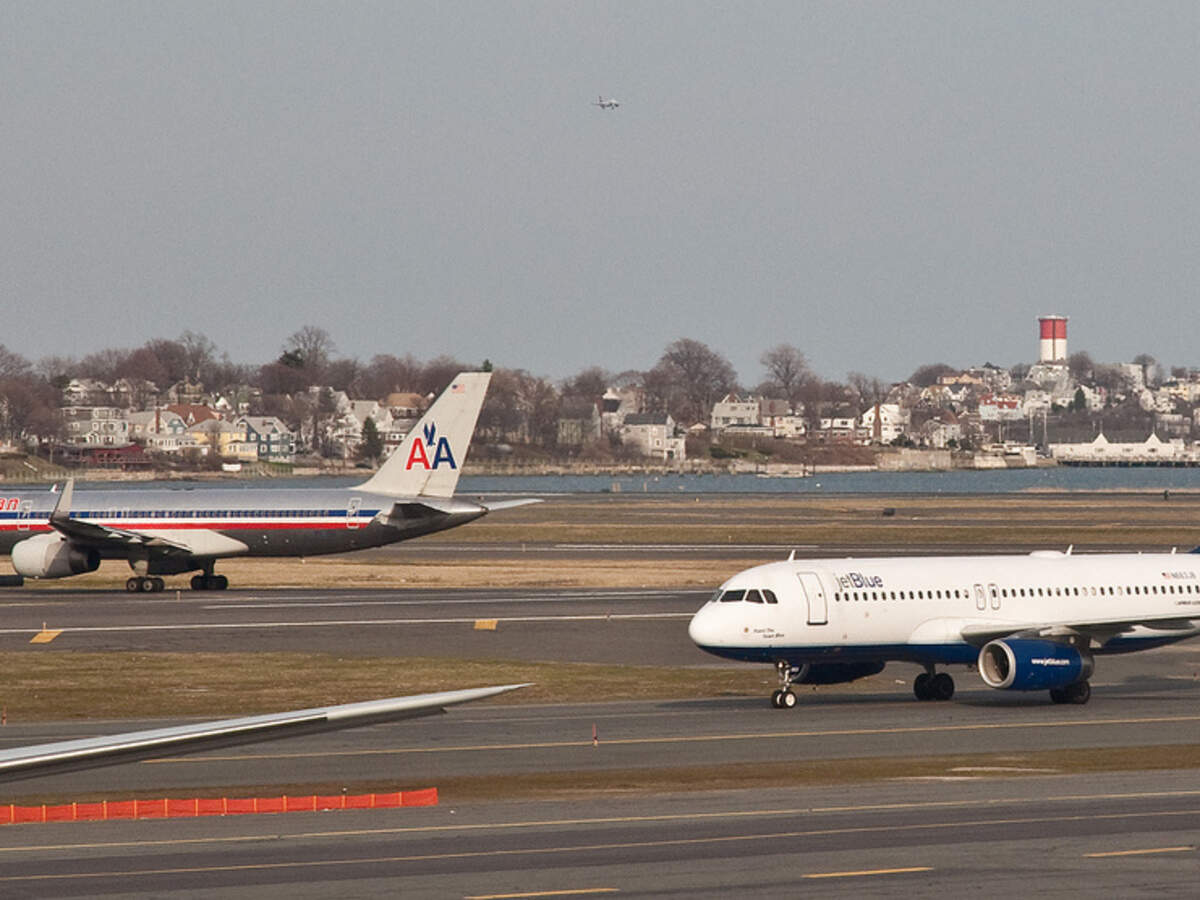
<box><xmin>1</xmin><ymin>372</ymin><xmax>531</xmax><ymax>592</ymax></box>
<box><xmin>688</xmin><ymin>549</ymin><xmax>1200</xmax><ymax>707</ymax></box>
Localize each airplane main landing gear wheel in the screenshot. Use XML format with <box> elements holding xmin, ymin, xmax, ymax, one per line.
<box><xmin>190</xmin><ymin>574</ymin><xmax>229</xmax><ymax>591</ymax></box>
<box><xmin>913</xmin><ymin>672</ymin><xmax>932</xmax><ymax>701</ymax></box>
<box><xmin>126</xmin><ymin>577</ymin><xmax>165</xmax><ymax>593</ymax></box>
<box><xmin>914</xmin><ymin>670</ymin><xmax>955</xmax><ymax>701</ymax></box>
<box><xmin>931</xmin><ymin>672</ymin><xmax>955</xmax><ymax>701</ymax></box>
<box><xmin>1050</xmin><ymin>681</ymin><xmax>1091</xmax><ymax>705</ymax></box>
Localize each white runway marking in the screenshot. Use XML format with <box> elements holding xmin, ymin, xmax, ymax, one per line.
<box><xmin>0</xmin><ymin>612</ymin><xmax>693</xmax><ymax>636</ymax></box>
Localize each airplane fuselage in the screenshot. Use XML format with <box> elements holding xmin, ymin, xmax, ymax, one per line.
<box><xmin>0</xmin><ymin>486</ymin><xmax>486</xmax><ymax>571</ymax></box>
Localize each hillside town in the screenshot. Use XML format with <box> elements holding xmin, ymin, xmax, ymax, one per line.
<box><xmin>2</xmin><ymin>318</ymin><xmax>1200</xmax><ymax>478</ymax></box>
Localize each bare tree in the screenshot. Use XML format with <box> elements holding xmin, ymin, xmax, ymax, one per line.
<box><xmin>478</xmin><ymin>367</ymin><xmax>523</xmax><ymax>441</ymax></box>
<box><xmin>562</xmin><ymin>366</ymin><xmax>609</xmax><ymax>402</ymax></box>
<box><xmin>0</xmin><ymin>345</ymin><xmax>31</xmax><ymax>380</ymax></box>
<box><xmin>283</xmin><ymin>326</ymin><xmax>337</xmax><ymax>377</ymax></box>
<box><xmin>77</xmin><ymin>348</ymin><xmax>131</xmax><ymax>383</ymax></box>
<box><xmin>907</xmin><ymin>363</ymin><xmax>956</xmax><ymax>388</ymax></box>
<box><xmin>654</xmin><ymin>338</ymin><xmax>739</xmax><ymax>425</ymax></box>
<box><xmin>759</xmin><ymin>345</ymin><xmax>810</xmax><ymax>408</ymax></box>
<box><xmin>1067</xmin><ymin>351</ymin><xmax>1094</xmax><ymax>382</ymax></box>
<box><xmin>360</xmin><ymin>353</ymin><xmax>423</xmax><ymax>399</ymax></box>
<box><xmin>847</xmin><ymin>371</ymin><xmax>889</xmax><ymax>414</ymax></box>
<box><xmin>179</xmin><ymin>331</ymin><xmax>220</xmax><ymax>383</ymax></box>
<box><xmin>116</xmin><ymin>347</ymin><xmax>170</xmax><ymax>391</ymax></box>
<box><xmin>516</xmin><ymin>371</ymin><xmax>560</xmax><ymax>446</ymax></box>
<box><xmin>417</xmin><ymin>355</ymin><xmax>469</xmax><ymax>395</ymax></box>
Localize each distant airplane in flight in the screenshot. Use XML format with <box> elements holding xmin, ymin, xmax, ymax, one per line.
<box><xmin>592</xmin><ymin>95</ymin><xmax>620</xmax><ymax>110</ymax></box>
<box><xmin>1</xmin><ymin>372</ymin><xmax>535</xmax><ymax>592</ymax></box>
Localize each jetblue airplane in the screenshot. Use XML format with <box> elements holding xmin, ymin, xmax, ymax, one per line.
<box><xmin>688</xmin><ymin>549</ymin><xmax>1200</xmax><ymax>706</ymax></box>
<box><xmin>1</xmin><ymin>372</ymin><xmax>531</xmax><ymax>592</ymax></box>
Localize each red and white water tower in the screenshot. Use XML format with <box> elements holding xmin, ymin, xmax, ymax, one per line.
<box><xmin>1038</xmin><ymin>315</ymin><xmax>1068</xmax><ymax>363</ymax></box>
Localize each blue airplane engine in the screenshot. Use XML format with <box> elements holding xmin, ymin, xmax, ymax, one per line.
<box><xmin>978</xmin><ymin>638</ymin><xmax>1094</xmax><ymax>691</ymax></box>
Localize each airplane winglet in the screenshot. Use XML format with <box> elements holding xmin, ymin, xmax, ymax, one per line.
<box><xmin>50</xmin><ymin>478</ymin><xmax>74</xmax><ymax>525</ymax></box>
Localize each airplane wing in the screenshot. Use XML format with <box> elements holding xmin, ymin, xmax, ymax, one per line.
<box><xmin>0</xmin><ymin>683</ymin><xmax>530</xmax><ymax>782</ymax></box>
<box><xmin>960</xmin><ymin>614</ymin><xmax>1200</xmax><ymax>647</ymax></box>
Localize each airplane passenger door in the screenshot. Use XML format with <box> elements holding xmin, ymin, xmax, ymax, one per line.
<box><xmin>17</xmin><ymin>500</ymin><xmax>32</xmax><ymax>532</ymax></box>
<box><xmin>347</xmin><ymin>496</ymin><xmax>362</xmax><ymax>529</ymax></box>
<box><xmin>973</xmin><ymin>583</ymin><xmax>986</xmax><ymax>611</ymax></box>
<box><xmin>988</xmin><ymin>583</ymin><xmax>1000</xmax><ymax>610</ymax></box>
<box><xmin>796</xmin><ymin>572</ymin><xmax>828</xmax><ymax>625</ymax></box>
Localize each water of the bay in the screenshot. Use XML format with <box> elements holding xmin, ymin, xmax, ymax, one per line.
<box><xmin>66</xmin><ymin>467</ymin><xmax>1200</xmax><ymax>495</ymax></box>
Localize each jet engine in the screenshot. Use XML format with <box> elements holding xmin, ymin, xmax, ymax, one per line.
<box><xmin>794</xmin><ymin>660</ymin><xmax>886</xmax><ymax>685</ymax></box>
<box><xmin>12</xmin><ymin>533</ymin><xmax>100</xmax><ymax>579</ymax></box>
<box><xmin>977</xmin><ymin>638</ymin><xmax>1093</xmax><ymax>691</ymax></box>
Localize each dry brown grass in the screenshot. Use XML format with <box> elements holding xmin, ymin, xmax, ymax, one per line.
<box><xmin>0</xmin><ymin>652</ymin><xmax>773</xmax><ymax>721</ymax></box>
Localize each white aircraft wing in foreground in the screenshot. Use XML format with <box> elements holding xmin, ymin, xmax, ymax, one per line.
<box><xmin>0</xmin><ymin>684</ymin><xmax>529</xmax><ymax>782</ymax></box>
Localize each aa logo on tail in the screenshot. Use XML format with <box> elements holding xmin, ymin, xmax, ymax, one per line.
<box><xmin>404</xmin><ymin>423</ymin><xmax>457</xmax><ymax>471</ymax></box>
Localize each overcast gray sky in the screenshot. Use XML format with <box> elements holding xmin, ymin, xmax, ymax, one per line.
<box><xmin>3</xmin><ymin>2</ymin><xmax>1196</xmax><ymax>385</ymax></box>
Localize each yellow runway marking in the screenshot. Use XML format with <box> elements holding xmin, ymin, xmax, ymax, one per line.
<box><xmin>1085</xmin><ymin>846</ymin><xmax>1194</xmax><ymax>858</ymax></box>
<box><xmin>148</xmin><ymin>714</ymin><xmax>1200</xmax><ymax>764</ymax></box>
<box><xmin>3</xmin><ymin>809</ymin><xmax>1198</xmax><ymax>883</ymax></box>
<box><xmin>465</xmin><ymin>890</ymin><xmax>618</xmax><ymax>899</ymax></box>
<box><xmin>474</xmin><ymin>619</ymin><xmax>498</xmax><ymax>631</ymax></box>
<box><xmin>29</xmin><ymin>629</ymin><xmax>61</xmax><ymax>644</ymax></box>
<box><xmin>803</xmin><ymin>866</ymin><xmax>932</xmax><ymax>879</ymax></box>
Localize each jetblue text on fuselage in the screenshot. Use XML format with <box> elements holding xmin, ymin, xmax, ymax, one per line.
<box><xmin>837</xmin><ymin>572</ymin><xmax>884</xmax><ymax>590</ymax></box>
<box><xmin>404</xmin><ymin>422</ymin><xmax>458</xmax><ymax>471</ymax></box>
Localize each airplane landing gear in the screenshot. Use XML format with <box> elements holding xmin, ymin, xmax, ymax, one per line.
<box><xmin>770</xmin><ymin>660</ymin><xmax>799</xmax><ymax>709</ymax></box>
<box><xmin>190</xmin><ymin>573</ymin><xmax>229</xmax><ymax>591</ymax></box>
<box><xmin>1049</xmin><ymin>680</ymin><xmax>1090</xmax><ymax>705</ymax></box>
<box><xmin>126</xmin><ymin>577</ymin><xmax>165</xmax><ymax>593</ymax></box>
<box><xmin>913</xmin><ymin>668</ymin><xmax>955</xmax><ymax>701</ymax></box>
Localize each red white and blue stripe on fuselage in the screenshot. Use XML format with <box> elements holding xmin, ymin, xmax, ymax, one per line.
<box><xmin>0</xmin><ymin>488</ymin><xmax>481</xmax><ymax>559</ymax></box>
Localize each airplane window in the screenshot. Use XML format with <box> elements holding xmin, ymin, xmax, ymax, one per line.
<box><xmin>746</xmin><ymin>590</ymin><xmax>765</xmax><ymax>603</ymax></box>
<box><xmin>709</xmin><ymin>590</ymin><xmax>722</xmax><ymax>603</ymax></box>
<box><xmin>763</xmin><ymin>590</ymin><xmax>778</xmax><ymax>604</ymax></box>
<box><xmin>720</xmin><ymin>590</ymin><xmax>746</xmax><ymax>603</ymax></box>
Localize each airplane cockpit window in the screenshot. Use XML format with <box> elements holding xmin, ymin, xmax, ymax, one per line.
<box><xmin>746</xmin><ymin>590</ymin><xmax>764</xmax><ymax>603</ymax></box>
<box><xmin>763</xmin><ymin>589</ymin><xmax>778</xmax><ymax>604</ymax></box>
<box><xmin>720</xmin><ymin>590</ymin><xmax>746</xmax><ymax>603</ymax></box>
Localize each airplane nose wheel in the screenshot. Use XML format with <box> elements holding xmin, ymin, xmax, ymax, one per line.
<box><xmin>771</xmin><ymin>661</ymin><xmax>799</xmax><ymax>709</ymax></box>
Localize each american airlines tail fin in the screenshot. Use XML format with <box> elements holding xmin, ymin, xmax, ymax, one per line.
<box><xmin>355</xmin><ymin>371</ymin><xmax>491</xmax><ymax>498</ymax></box>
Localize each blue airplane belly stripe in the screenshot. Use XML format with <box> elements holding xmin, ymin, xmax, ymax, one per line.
<box><xmin>694</xmin><ymin>634</ymin><xmax>1194</xmax><ymax>666</ymax></box>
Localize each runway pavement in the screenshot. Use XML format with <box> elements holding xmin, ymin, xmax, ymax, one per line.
<box><xmin>1</xmin><ymin>582</ymin><xmax>1198</xmax><ymax>896</ymax></box>
<box><xmin>0</xmin><ymin>772</ymin><xmax>1197</xmax><ymax>897</ymax></box>
<box><xmin>0</xmin><ymin>585</ymin><xmax>711</xmax><ymax>660</ymax></box>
